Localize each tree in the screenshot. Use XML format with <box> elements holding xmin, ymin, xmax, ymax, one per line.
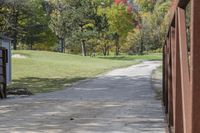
<box><xmin>126</xmin><ymin>0</ymin><xmax>171</xmax><ymax>54</ymax></box>
<box><xmin>95</xmin><ymin>7</ymin><xmax>110</xmax><ymax>56</ymax></box>
<box><xmin>135</xmin><ymin>0</ymin><xmax>155</xmax><ymax>12</ymax></box>
<box><xmin>71</xmin><ymin>0</ymin><xmax>97</xmax><ymax>56</ymax></box>
<box><xmin>48</xmin><ymin>0</ymin><xmax>97</xmax><ymax>55</ymax></box>
<box><xmin>49</xmin><ymin>0</ymin><xmax>77</xmax><ymax>53</ymax></box>
<box><xmin>102</xmin><ymin>3</ymin><xmax>135</xmax><ymax>55</ymax></box>
<box><xmin>142</xmin><ymin>0</ymin><xmax>170</xmax><ymax>51</ymax></box>
<box><xmin>123</xmin><ymin>29</ymin><xmax>141</xmax><ymax>54</ymax></box>
<box><xmin>21</xmin><ymin>0</ymin><xmax>56</xmax><ymax>50</ymax></box>
<box><xmin>0</xmin><ymin>0</ymin><xmax>33</xmax><ymax>50</ymax></box>
<box><xmin>0</xmin><ymin>0</ymin><xmax>8</xmax><ymax>33</ymax></box>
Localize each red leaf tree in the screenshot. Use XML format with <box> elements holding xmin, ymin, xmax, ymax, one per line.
<box><xmin>114</xmin><ymin>0</ymin><xmax>133</xmax><ymax>13</ymax></box>
<box><xmin>114</xmin><ymin>0</ymin><xmax>127</xmax><ymax>5</ymax></box>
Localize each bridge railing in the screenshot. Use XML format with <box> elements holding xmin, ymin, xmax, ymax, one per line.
<box><xmin>163</xmin><ymin>0</ymin><xmax>200</xmax><ymax>133</ymax></box>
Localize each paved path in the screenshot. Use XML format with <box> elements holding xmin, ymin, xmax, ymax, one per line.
<box><xmin>0</xmin><ymin>61</ymin><xmax>166</xmax><ymax>133</ymax></box>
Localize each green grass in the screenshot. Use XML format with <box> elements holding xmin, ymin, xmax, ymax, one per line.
<box><xmin>152</xmin><ymin>65</ymin><xmax>163</xmax><ymax>100</ymax></box>
<box><xmin>10</xmin><ymin>50</ymin><xmax>140</xmax><ymax>93</ymax></box>
<box><xmin>98</xmin><ymin>53</ymin><xmax>162</xmax><ymax>61</ymax></box>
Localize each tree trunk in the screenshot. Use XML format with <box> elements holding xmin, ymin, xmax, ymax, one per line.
<box><xmin>62</xmin><ymin>39</ymin><xmax>65</xmax><ymax>53</ymax></box>
<box><xmin>115</xmin><ymin>40</ymin><xmax>120</xmax><ymax>56</ymax></box>
<box><xmin>103</xmin><ymin>43</ymin><xmax>107</xmax><ymax>56</ymax></box>
<box><xmin>139</xmin><ymin>36</ymin><xmax>144</xmax><ymax>55</ymax></box>
<box><xmin>59</xmin><ymin>38</ymin><xmax>65</xmax><ymax>53</ymax></box>
<box><xmin>107</xmin><ymin>46</ymin><xmax>110</xmax><ymax>56</ymax></box>
<box><xmin>12</xmin><ymin>10</ymin><xmax>18</xmax><ymax>50</ymax></box>
<box><xmin>93</xmin><ymin>48</ymin><xmax>96</xmax><ymax>57</ymax></box>
<box><xmin>29</xmin><ymin>43</ymin><xmax>33</xmax><ymax>50</ymax></box>
<box><xmin>115</xmin><ymin>46</ymin><xmax>119</xmax><ymax>56</ymax></box>
<box><xmin>13</xmin><ymin>35</ymin><xmax>17</xmax><ymax>50</ymax></box>
<box><xmin>81</xmin><ymin>40</ymin><xmax>87</xmax><ymax>56</ymax></box>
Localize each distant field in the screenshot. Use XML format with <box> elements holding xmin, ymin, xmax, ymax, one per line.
<box><xmin>10</xmin><ymin>50</ymin><xmax>141</xmax><ymax>93</ymax></box>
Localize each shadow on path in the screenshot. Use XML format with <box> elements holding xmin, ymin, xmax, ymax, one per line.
<box><xmin>0</xmin><ymin>61</ymin><xmax>165</xmax><ymax>133</ymax></box>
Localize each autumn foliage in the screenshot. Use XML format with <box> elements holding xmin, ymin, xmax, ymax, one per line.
<box><xmin>114</xmin><ymin>0</ymin><xmax>127</xmax><ymax>5</ymax></box>
<box><xmin>114</xmin><ymin>0</ymin><xmax>133</xmax><ymax>13</ymax></box>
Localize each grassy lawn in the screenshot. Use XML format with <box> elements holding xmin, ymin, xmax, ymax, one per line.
<box><xmin>10</xmin><ymin>50</ymin><xmax>162</xmax><ymax>94</ymax></box>
<box><xmin>98</xmin><ymin>53</ymin><xmax>162</xmax><ymax>61</ymax></box>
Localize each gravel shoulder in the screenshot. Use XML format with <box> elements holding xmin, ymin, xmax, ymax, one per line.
<box><xmin>151</xmin><ymin>66</ymin><xmax>163</xmax><ymax>100</ymax></box>
<box><xmin>0</xmin><ymin>61</ymin><xmax>166</xmax><ymax>133</ymax></box>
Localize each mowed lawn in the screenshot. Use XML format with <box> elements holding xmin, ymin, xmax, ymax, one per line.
<box><xmin>10</xmin><ymin>50</ymin><xmax>161</xmax><ymax>93</ymax></box>
<box><xmin>98</xmin><ymin>54</ymin><xmax>162</xmax><ymax>61</ymax></box>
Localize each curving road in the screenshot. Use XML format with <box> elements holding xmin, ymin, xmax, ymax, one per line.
<box><xmin>0</xmin><ymin>61</ymin><xmax>166</xmax><ymax>133</ymax></box>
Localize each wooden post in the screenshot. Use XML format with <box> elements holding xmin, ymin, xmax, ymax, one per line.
<box><xmin>163</xmin><ymin>45</ymin><xmax>166</xmax><ymax>106</ymax></box>
<box><xmin>191</xmin><ymin>0</ymin><xmax>200</xmax><ymax>132</ymax></box>
<box><xmin>174</xmin><ymin>10</ymin><xmax>184</xmax><ymax>133</ymax></box>
<box><xmin>168</xmin><ymin>28</ymin><xmax>174</xmax><ymax>127</ymax></box>
<box><xmin>167</xmin><ymin>35</ymin><xmax>173</xmax><ymax>127</ymax></box>
<box><xmin>165</xmin><ymin>43</ymin><xmax>169</xmax><ymax>114</ymax></box>
<box><xmin>178</xmin><ymin>7</ymin><xmax>191</xmax><ymax>133</ymax></box>
<box><xmin>171</xmin><ymin>26</ymin><xmax>176</xmax><ymax>129</ymax></box>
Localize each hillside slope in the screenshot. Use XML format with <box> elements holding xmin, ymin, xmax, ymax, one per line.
<box><xmin>10</xmin><ymin>50</ymin><xmax>137</xmax><ymax>93</ymax></box>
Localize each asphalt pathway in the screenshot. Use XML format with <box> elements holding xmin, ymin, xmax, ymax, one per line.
<box><xmin>0</xmin><ymin>61</ymin><xmax>166</xmax><ymax>133</ymax></box>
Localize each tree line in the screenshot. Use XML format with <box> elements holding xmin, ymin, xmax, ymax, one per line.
<box><xmin>0</xmin><ymin>0</ymin><xmax>171</xmax><ymax>56</ymax></box>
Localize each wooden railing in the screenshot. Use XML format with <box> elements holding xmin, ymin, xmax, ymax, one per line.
<box><xmin>163</xmin><ymin>0</ymin><xmax>200</xmax><ymax>133</ymax></box>
<box><xmin>0</xmin><ymin>47</ymin><xmax>7</xmax><ymax>99</ymax></box>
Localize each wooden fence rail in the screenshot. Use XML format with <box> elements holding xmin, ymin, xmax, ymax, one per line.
<box><xmin>0</xmin><ymin>47</ymin><xmax>7</xmax><ymax>99</ymax></box>
<box><xmin>163</xmin><ymin>0</ymin><xmax>200</xmax><ymax>133</ymax></box>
